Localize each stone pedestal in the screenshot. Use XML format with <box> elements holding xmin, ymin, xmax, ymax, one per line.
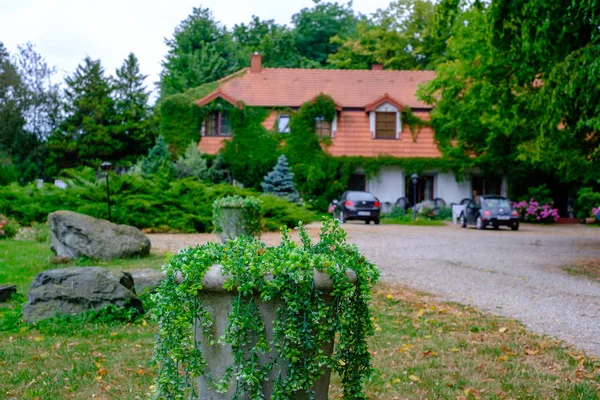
<box><xmin>192</xmin><ymin>265</ymin><xmax>356</xmax><ymax>399</ymax></box>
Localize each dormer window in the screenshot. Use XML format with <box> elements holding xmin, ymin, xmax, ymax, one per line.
<box><xmin>204</xmin><ymin>111</ymin><xmax>232</xmax><ymax>137</ymax></box>
<box><xmin>315</xmin><ymin>116</ymin><xmax>332</xmax><ymax>138</ymax></box>
<box><xmin>365</xmin><ymin>94</ymin><xmax>404</xmax><ymax>140</ymax></box>
<box><xmin>278</xmin><ymin>114</ymin><xmax>290</xmax><ymax>133</ymax></box>
<box><xmin>375</xmin><ymin>112</ymin><xmax>396</xmax><ymax>139</ymax></box>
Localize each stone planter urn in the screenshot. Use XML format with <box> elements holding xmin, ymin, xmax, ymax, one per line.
<box><xmin>213</xmin><ymin>196</ymin><xmax>262</xmax><ymax>243</ymax></box>
<box><xmin>191</xmin><ymin>265</ymin><xmax>356</xmax><ymax>400</ymax></box>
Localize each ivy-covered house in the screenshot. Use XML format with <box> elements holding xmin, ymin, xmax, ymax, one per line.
<box><xmin>194</xmin><ymin>53</ymin><xmax>503</xmax><ymax>206</ymax></box>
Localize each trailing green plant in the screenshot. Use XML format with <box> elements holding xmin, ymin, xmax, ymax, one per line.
<box><xmin>212</xmin><ymin>195</ymin><xmax>263</xmax><ymax>239</ymax></box>
<box><xmin>152</xmin><ymin>219</ymin><xmax>380</xmax><ymax>399</ymax></box>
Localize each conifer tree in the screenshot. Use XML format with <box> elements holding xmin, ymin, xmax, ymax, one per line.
<box><xmin>176</xmin><ymin>141</ymin><xmax>208</xmax><ymax>180</ymax></box>
<box><xmin>261</xmin><ymin>154</ymin><xmax>300</xmax><ymax>202</ymax></box>
<box><xmin>137</xmin><ymin>135</ymin><xmax>174</xmax><ymax>176</ymax></box>
<box><xmin>46</xmin><ymin>57</ymin><xmax>118</xmax><ymax>175</ymax></box>
<box><xmin>114</xmin><ymin>53</ymin><xmax>155</xmax><ymax>162</ymax></box>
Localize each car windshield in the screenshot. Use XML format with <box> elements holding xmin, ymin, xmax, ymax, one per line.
<box><xmin>483</xmin><ymin>198</ymin><xmax>511</xmax><ymax>209</ymax></box>
<box><xmin>347</xmin><ymin>192</ymin><xmax>375</xmax><ymax>201</ymax></box>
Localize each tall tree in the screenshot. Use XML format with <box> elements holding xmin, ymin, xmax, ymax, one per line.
<box><xmin>0</xmin><ymin>42</ymin><xmax>26</xmax><ymax>184</ymax></box>
<box><xmin>328</xmin><ymin>0</ymin><xmax>444</xmax><ymax>70</ymax></box>
<box><xmin>159</xmin><ymin>7</ymin><xmax>237</xmax><ymax>98</ymax></box>
<box><xmin>292</xmin><ymin>0</ymin><xmax>359</xmax><ymax>66</ymax></box>
<box><xmin>231</xmin><ymin>16</ymin><xmax>301</xmax><ymax>68</ymax></box>
<box><xmin>418</xmin><ymin>4</ymin><xmax>532</xmax><ymax>184</ymax></box>
<box><xmin>47</xmin><ymin>57</ymin><xmax>119</xmax><ymax>175</ymax></box>
<box><xmin>114</xmin><ymin>53</ymin><xmax>155</xmax><ymax>162</ymax></box>
<box><xmin>487</xmin><ymin>0</ymin><xmax>600</xmax><ymax>185</ymax></box>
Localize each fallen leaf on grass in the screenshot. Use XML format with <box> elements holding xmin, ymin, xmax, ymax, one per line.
<box><xmin>423</xmin><ymin>349</ymin><xmax>437</xmax><ymax>357</ymax></box>
<box><xmin>408</xmin><ymin>375</ymin><xmax>421</xmax><ymax>382</ymax></box>
<box><xmin>524</xmin><ymin>348</ymin><xmax>539</xmax><ymax>356</ymax></box>
<box><xmin>498</xmin><ymin>327</ymin><xmax>508</xmax><ymax>333</ymax></box>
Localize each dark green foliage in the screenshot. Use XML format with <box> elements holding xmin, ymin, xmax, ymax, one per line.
<box><xmin>522</xmin><ymin>184</ymin><xmax>554</xmax><ymax>206</ymax></box>
<box><xmin>261</xmin><ymin>154</ymin><xmax>300</xmax><ymax>202</ymax></box>
<box><xmin>259</xmin><ymin>195</ymin><xmax>319</xmax><ymax>231</ymax></box>
<box><xmin>136</xmin><ymin>135</ymin><xmax>175</xmax><ymax>176</ymax></box>
<box><xmin>220</xmin><ymin>105</ymin><xmax>281</xmax><ymax>189</ymax></box>
<box><xmin>176</xmin><ymin>141</ymin><xmax>209</xmax><ymax>180</ymax></box>
<box><xmin>113</xmin><ymin>53</ymin><xmax>156</xmax><ymax>163</ymax></box>
<box><xmin>328</xmin><ymin>0</ymin><xmax>444</xmax><ymax>70</ymax></box>
<box><xmin>292</xmin><ymin>0</ymin><xmax>359</xmax><ymax>66</ymax></box>
<box><xmin>575</xmin><ymin>188</ymin><xmax>600</xmax><ymax>220</ymax></box>
<box><xmin>0</xmin><ymin>170</ymin><xmax>316</xmax><ymax>233</ymax></box>
<box><xmin>152</xmin><ymin>220</ymin><xmax>379</xmax><ymax>399</ymax></box>
<box><xmin>158</xmin><ymin>81</ymin><xmax>219</xmax><ymax>155</ymax></box>
<box><xmin>159</xmin><ymin>7</ymin><xmax>239</xmax><ymax>98</ymax></box>
<box><xmin>46</xmin><ymin>57</ymin><xmax>119</xmax><ymax>175</ymax></box>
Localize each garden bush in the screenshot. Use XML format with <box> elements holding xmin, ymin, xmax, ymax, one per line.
<box><xmin>0</xmin><ymin>215</ymin><xmax>19</xmax><ymax>239</ymax></box>
<box><xmin>512</xmin><ymin>199</ymin><xmax>560</xmax><ymax>223</ymax></box>
<box><xmin>0</xmin><ymin>170</ymin><xmax>317</xmax><ymax>233</ymax></box>
<box><xmin>575</xmin><ymin>187</ymin><xmax>600</xmax><ymax>220</ymax></box>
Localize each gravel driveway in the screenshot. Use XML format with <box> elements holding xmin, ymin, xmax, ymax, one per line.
<box><xmin>341</xmin><ymin>222</ymin><xmax>600</xmax><ymax>357</ymax></box>
<box><xmin>149</xmin><ymin>222</ymin><xmax>600</xmax><ymax>356</ymax></box>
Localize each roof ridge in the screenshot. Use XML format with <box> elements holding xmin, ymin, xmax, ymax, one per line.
<box><xmin>259</xmin><ymin>67</ymin><xmax>435</xmax><ymax>73</ymax></box>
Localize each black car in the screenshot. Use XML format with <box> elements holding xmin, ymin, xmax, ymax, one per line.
<box><xmin>333</xmin><ymin>191</ymin><xmax>381</xmax><ymax>224</ymax></box>
<box><xmin>460</xmin><ymin>196</ymin><xmax>520</xmax><ymax>230</ymax></box>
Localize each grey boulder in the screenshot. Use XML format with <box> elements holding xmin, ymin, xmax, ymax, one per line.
<box><xmin>22</xmin><ymin>267</ymin><xmax>143</xmax><ymax>323</ymax></box>
<box><xmin>128</xmin><ymin>268</ymin><xmax>165</xmax><ymax>294</ymax></box>
<box><xmin>48</xmin><ymin>210</ymin><xmax>151</xmax><ymax>259</ymax></box>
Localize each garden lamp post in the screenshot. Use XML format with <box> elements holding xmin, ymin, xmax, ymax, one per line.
<box><xmin>411</xmin><ymin>173</ymin><xmax>419</xmax><ymax>221</ymax></box>
<box><xmin>101</xmin><ymin>161</ymin><xmax>112</xmax><ymax>221</ymax></box>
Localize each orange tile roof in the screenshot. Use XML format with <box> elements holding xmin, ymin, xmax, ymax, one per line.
<box><xmin>203</xmin><ymin>68</ymin><xmax>435</xmax><ymax>109</ymax></box>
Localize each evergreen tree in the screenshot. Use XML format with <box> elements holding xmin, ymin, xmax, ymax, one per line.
<box><xmin>136</xmin><ymin>135</ymin><xmax>174</xmax><ymax>176</ymax></box>
<box><xmin>209</xmin><ymin>154</ymin><xmax>230</xmax><ymax>183</ymax></box>
<box><xmin>175</xmin><ymin>141</ymin><xmax>208</xmax><ymax>180</ymax></box>
<box><xmin>114</xmin><ymin>53</ymin><xmax>155</xmax><ymax>162</ymax></box>
<box><xmin>261</xmin><ymin>155</ymin><xmax>300</xmax><ymax>202</ymax></box>
<box><xmin>46</xmin><ymin>57</ymin><xmax>118</xmax><ymax>175</ymax></box>
<box><xmin>0</xmin><ymin>41</ymin><xmax>27</xmax><ymax>183</ymax></box>
<box><xmin>159</xmin><ymin>7</ymin><xmax>237</xmax><ymax>98</ymax></box>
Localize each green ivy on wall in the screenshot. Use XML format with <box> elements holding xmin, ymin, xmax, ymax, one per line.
<box><xmin>163</xmin><ymin>86</ymin><xmax>441</xmax><ymax>211</ymax></box>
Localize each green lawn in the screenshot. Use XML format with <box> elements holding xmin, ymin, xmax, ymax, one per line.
<box><xmin>1</xmin><ymin>239</ymin><xmax>599</xmax><ymax>399</ymax></box>
<box><xmin>0</xmin><ymin>240</ymin><xmax>165</xmax><ymax>294</ymax></box>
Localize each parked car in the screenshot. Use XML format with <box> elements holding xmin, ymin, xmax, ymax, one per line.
<box><xmin>333</xmin><ymin>191</ymin><xmax>381</xmax><ymax>224</ymax></box>
<box><xmin>459</xmin><ymin>196</ymin><xmax>520</xmax><ymax>230</ymax></box>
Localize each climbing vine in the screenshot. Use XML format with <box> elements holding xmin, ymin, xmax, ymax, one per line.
<box><xmin>152</xmin><ymin>219</ymin><xmax>380</xmax><ymax>399</ymax></box>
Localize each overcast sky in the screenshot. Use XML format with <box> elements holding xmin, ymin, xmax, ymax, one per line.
<box><xmin>0</xmin><ymin>0</ymin><xmax>392</xmax><ymax>97</ymax></box>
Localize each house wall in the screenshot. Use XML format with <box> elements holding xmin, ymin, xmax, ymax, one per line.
<box><xmin>435</xmin><ymin>172</ymin><xmax>472</xmax><ymax>204</ymax></box>
<box><xmin>366</xmin><ymin>168</ymin><xmax>404</xmax><ymax>205</ymax></box>
<box><xmin>198</xmin><ymin>110</ymin><xmax>440</xmax><ymax>157</ymax></box>
<box><xmin>366</xmin><ymin>168</ymin><xmax>472</xmax><ymax>207</ymax></box>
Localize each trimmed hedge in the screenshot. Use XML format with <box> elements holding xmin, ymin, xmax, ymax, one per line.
<box><xmin>0</xmin><ymin>171</ymin><xmax>317</xmax><ymax>233</ymax></box>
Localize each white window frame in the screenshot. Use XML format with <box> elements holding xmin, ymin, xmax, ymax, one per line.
<box><xmin>369</xmin><ymin>103</ymin><xmax>402</xmax><ymax>139</ymax></box>
<box><xmin>277</xmin><ymin>114</ymin><xmax>290</xmax><ymax>133</ymax></box>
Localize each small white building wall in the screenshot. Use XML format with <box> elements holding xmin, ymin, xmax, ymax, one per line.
<box><xmin>366</xmin><ymin>167</ymin><xmax>404</xmax><ymax>205</ymax></box>
<box><xmin>435</xmin><ymin>172</ymin><xmax>471</xmax><ymax>204</ymax></box>
<box><xmin>365</xmin><ymin>168</ymin><xmax>472</xmax><ymax>207</ymax></box>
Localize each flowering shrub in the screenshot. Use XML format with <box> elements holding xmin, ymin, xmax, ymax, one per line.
<box><xmin>0</xmin><ymin>215</ymin><xmax>19</xmax><ymax>239</ymax></box>
<box><xmin>593</xmin><ymin>207</ymin><xmax>600</xmax><ymax>220</ymax></box>
<box><xmin>512</xmin><ymin>199</ymin><xmax>560</xmax><ymax>223</ymax></box>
